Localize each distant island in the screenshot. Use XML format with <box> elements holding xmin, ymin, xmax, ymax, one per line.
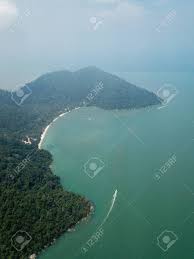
<box><xmin>0</xmin><ymin>67</ymin><xmax>161</xmax><ymax>258</ymax></box>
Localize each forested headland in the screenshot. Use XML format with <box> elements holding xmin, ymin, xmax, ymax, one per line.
<box><xmin>0</xmin><ymin>67</ymin><xmax>161</xmax><ymax>258</ymax></box>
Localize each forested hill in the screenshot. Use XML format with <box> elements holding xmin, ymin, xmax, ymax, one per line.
<box><xmin>1</xmin><ymin>67</ymin><xmax>161</xmax><ymax>143</ymax></box>
<box><xmin>0</xmin><ymin>67</ymin><xmax>161</xmax><ymax>258</ymax></box>
<box><xmin>26</xmin><ymin>66</ymin><xmax>160</xmax><ymax>109</ymax></box>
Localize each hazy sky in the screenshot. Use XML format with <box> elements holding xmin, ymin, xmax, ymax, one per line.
<box><xmin>0</xmin><ymin>0</ymin><xmax>194</xmax><ymax>89</ymax></box>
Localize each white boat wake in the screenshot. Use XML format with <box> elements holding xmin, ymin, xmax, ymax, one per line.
<box><xmin>99</xmin><ymin>189</ymin><xmax>118</xmax><ymax>228</ymax></box>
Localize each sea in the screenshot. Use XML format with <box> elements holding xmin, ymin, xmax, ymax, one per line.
<box><xmin>39</xmin><ymin>72</ymin><xmax>194</xmax><ymax>259</ymax></box>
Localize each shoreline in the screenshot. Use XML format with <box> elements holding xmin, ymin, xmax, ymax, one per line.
<box><xmin>36</xmin><ymin>106</ymin><xmax>94</xmax><ymax>259</ymax></box>
<box><xmin>67</xmin><ymin>202</ymin><xmax>94</xmax><ymax>233</ymax></box>
<box><xmin>30</xmin><ymin>202</ymin><xmax>94</xmax><ymax>259</ymax></box>
<box><xmin>31</xmin><ymin>104</ymin><xmax>157</xmax><ymax>258</ymax></box>
<box><xmin>38</xmin><ymin>105</ymin><xmax>159</xmax><ymax>149</ymax></box>
<box><xmin>38</xmin><ymin>107</ymin><xmax>80</xmax><ymax>149</ymax></box>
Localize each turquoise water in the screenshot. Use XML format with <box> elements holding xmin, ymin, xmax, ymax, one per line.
<box><xmin>40</xmin><ymin>73</ymin><xmax>194</xmax><ymax>259</ymax></box>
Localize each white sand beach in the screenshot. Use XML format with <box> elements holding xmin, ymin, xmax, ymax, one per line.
<box><xmin>38</xmin><ymin>107</ymin><xmax>80</xmax><ymax>149</ymax></box>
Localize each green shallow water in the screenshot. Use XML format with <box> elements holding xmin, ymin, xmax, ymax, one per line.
<box><xmin>40</xmin><ymin>73</ymin><xmax>194</xmax><ymax>259</ymax></box>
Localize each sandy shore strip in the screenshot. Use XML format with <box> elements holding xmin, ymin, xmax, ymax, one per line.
<box><xmin>38</xmin><ymin>107</ymin><xmax>80</xmax><ymax>149</ymax></box>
